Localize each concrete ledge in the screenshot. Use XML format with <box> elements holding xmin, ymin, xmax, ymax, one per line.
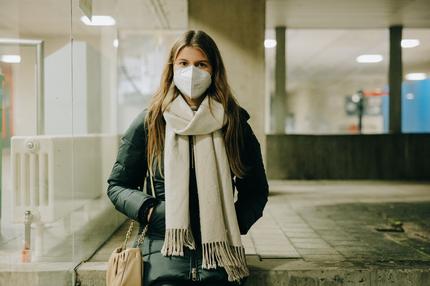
<box><xmin>244</xmin><ymin>257</ymin><xmax>430</xmax><ymax>286</ymax></box>
<box><xmin>0</xmin><ymin>262</ymin><xmax>75</xmax><ymax>286</ymax></box>
<box><xmin>75</xmin><ymin>257</ymin><xmax>430</xmax><ymax>286</ymax></box>
<box><xmin>75</xmin><ymin>262</ymin><xmax>106</xmax><ymax>286</ymax></box>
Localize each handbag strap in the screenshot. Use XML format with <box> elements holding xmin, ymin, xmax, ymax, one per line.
<box><xmin>122</xmin><ymin>165</ymin><xmax>156</xmax><ymax>249</ymax></box>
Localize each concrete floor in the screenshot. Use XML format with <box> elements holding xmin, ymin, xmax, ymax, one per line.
<box><xmin>78</xmin><ymin>180</ymin><xmax>430</xmax><ymax>285</ymax></box>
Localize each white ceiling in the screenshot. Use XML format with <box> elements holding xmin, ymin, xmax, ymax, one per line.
<box><xmin>0</xmin><ymin>0</ymin><xmax>187</xmax><ymax>38</ymax></box>
<box><xmin>267</xmin><ymin>0</ymin><xmax>430</xmax><ymax>29</ymax></box>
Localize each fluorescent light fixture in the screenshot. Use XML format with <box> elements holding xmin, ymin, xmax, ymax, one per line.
<box><xmin>0</xmin><ymin>54</ymin><xmax>21</xmax><ymax>63</ymax></box>
<box><xmin>356</xmin><ymin>54</ymin><xmax>383</xmax><ymax>63</ymax></box>
<box><xmin>113</xmin><ymin>39</ymin><xmax>119</xmax><ymax>48</ymax></box>
<box><xmin>264</xmin><ymin>39</ymin><xmax>277</xmax><ymax>48</ymax></box>
<box><xmin>81</xmin><ymin>15</ymin><xmax>116</xmax><ymax>26</ymax></box>
<box><xmin>401</xmin><ymin>39</ymin><xmax>420</xmax><ymax>48</ymax></box>
<box><xmin>405</xmin><ymin>73</ymin><xmax>426</xmax><ymax>81</ymax></box>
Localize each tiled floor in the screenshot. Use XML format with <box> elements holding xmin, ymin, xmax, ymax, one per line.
<box><xmin>265</xmin><ymin>180</ymin><xmax>430</xmax><ymax>264</ymax></box>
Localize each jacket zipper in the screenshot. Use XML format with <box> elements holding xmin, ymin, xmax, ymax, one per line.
<box><xmin>189</xmin><ymin>135</ymin><xmax>197</xmax><ymax>281</ymax></box>
<box><xmin>191</xmin><ymin>249</ymin><xmax>198</xmax><ymax>281</ymax></box>
<box><xmin>190</xmin><ymin>135</ymin><xmax>195</xmax><ymax>169</ymax></box>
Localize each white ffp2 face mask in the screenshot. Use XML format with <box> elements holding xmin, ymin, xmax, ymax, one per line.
<box><xmin>173</xmin><ymin>65</ymin><xmax>212</xmax><ymax>99</ymax></box>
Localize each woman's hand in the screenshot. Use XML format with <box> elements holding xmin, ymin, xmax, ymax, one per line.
<box><xmin>144</xmin><ymin>200</ymin><xmax>165</xmax><ymax>237</ymax></box>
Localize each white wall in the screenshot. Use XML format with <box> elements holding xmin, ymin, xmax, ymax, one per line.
<box><xmin>286</xmin><ymin>80</ymin><xmax>385</xmax><ymax>134</ymax></box>
<box><xmin>44</xmin><ymin>41</ymin><xmax>101</xmax><ymax>135</ymax></box>
<box><xmin>12</xmin><ymin>47</ymin><xmax>37</xmax><ymax>136</ymax></box>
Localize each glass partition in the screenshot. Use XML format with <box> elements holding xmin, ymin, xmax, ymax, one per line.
<box><xmin>69</xmin><ymin>0</ymin><xmax>186</xmax><ymax>264</ymax></box>
<box><xmin>0</xmin><ymin>0</ymin><xmax>73</xmax><ymax>264</ymax></box>
<box><xmin>0</xmin><ymin>0</ymin><xmax>186</xmax><ymax>267</ymax></box>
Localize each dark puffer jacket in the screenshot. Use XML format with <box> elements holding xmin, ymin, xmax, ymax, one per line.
<box><xmin>107</xmin><ymin>107</ymin><xmax>269</xmax><ymax>285</ymax></box>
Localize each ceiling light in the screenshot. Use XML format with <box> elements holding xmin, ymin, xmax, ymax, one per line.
<box><xmin>0</xmin><ymin>55</ymin><xmax>21</xmax><ymax>63</ymax></box>
<box><xmin>406</xmin><ymin>93</ymin><xmax>415</xmax><ymax>100</ymax></box>
<box><xmin>405</xmin><ymin>73</ymin><xmax>426</xmax><ymax>81</ymax></box>
<box><xmin>80</xmin><ymin>15</ymin><xmax>116</xmax><ymax>26</ymax></box>
<box><xmin>356</xmin><ymin>54</ymin><xmax>383</xmax><ymax>63</ymax></box>
<box><xmin>113</xmin><ymin>39</ymin><xmax>119</xmax><ymax>48</ymax></box>
<box><xmin>264</xmin><ymin>39</ymin><xmax>277</xmax><ymax>49</ymax></box>
<box><xmin>401</xmin><ymin>39</ymin><xmax>420</xmax><ymax>48</ymax></box>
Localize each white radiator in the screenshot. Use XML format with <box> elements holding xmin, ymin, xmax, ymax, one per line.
<box><xmin>10</xmin><ymin>134</ymin><xmax>118</xmax><ymax>224</ymax></box>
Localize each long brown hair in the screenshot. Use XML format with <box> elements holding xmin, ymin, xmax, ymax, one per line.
<box><xmin>145</xmin><ymin>30</ymin><xmax>248</xmax><ymax>178</ymax></box>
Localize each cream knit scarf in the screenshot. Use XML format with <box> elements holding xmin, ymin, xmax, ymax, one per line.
<box><xmin>161</xmin><ymin>91</ymin><xmax>249</xmax><ymax>283</ymax></box>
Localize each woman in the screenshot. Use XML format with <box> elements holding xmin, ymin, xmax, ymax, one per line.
<box><xmin>107</xmin><ymin>30</ymin><xmax>268</xmax><ymax>286</ymax></box>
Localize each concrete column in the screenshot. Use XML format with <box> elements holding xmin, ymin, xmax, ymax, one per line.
<box><xmin>188</xmin><ymin>0</ymin><xmax>266</xmax><ymax>159</ymax></box>
<box><xmin>389</xmin><ymin>25</ymin><xmax>403</xmax><ymax>134</ymax></box>
<box><xmin>273</xmin><ymin>26</ymin><xmax>286</xmax><ymax>133</ymax></box>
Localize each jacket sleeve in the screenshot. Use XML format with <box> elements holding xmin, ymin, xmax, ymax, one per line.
<box><xmin>106</xmin><ymin>109</ymin><xmax>157</xmax><ymax>223</ymax></box>
<box><xmin>234</xmin><ymin>121</ymin><xmax>269</xmax><ymax>235</ymax></box>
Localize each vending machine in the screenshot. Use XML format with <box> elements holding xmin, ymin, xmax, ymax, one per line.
<box><xmin>402</xmin><ymin>79</ymin><xmax>430</xmax><ymax>133</ymax></box>
<box><xmin>382</xmin><ymin>79</ymin><xmax>430</xmax><ymax>133</ymax></box>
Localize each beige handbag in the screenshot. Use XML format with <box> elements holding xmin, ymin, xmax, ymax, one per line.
<box><xmin>106</xmin><ymin>169</ymin><xmax>156</xmax><ymax>286</ymax></box>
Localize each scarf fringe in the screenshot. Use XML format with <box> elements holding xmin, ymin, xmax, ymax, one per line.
<box><xmin>203</xmin><ymin>241</ymin><xmax>249</xmax><ymax>283</ymax></box>
<box><xmin>161</xmin><ymin>229</ymin><xmax>249</xmax><ymax>283</ymax></box>
<box><xmin>161</xmin><ymin>228</ymin><xmax>196</xmax><ymax>256</ymax></box>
